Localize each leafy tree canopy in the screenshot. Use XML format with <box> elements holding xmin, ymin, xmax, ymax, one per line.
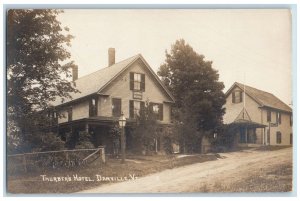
<box><xmin>158</xmin><ymin>39</ymin><xmax>226</xmax><ymax>136</ymax></box>
<box><xmin>7</xmin><ymin>9</ymin><xmax>79</xmax><ymax>144</ymax></box>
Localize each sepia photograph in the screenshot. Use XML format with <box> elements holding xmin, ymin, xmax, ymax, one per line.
<box><xmin>5</xmin><ymin>7</ymin><xmax>294</xmax><ymax>195</ymax></box>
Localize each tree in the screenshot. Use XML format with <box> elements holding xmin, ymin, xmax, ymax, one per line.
<box><xmin>158</xmin><ymin>39</ymin><xmax>226</xmax><ymax>153</ymax></box>
<box><xmin>7</xmin><ymin>9</ymin><xmax>79</xmax><ymax>151</ymax></box>
<box><xmin>132</xmin><ymin>101</ymin><xmax>159</xmax><ymax>155</ymax></box>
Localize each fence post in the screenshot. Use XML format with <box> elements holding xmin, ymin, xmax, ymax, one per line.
<box><xmin>22</xmin><ymin>155</ymin><xmax>27</xmax><ymax>173</ymax></box>
<box><xmin>99</xmin><ymin>146</ymin><xmax>105</xmax><ymax>163</ymax></box>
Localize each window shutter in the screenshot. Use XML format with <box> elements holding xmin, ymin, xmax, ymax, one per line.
<box><xmin>140</xmin><ymin>101</ymin><xmax>145</xmax><ymax>114</ymax></box>
<box><xmin>232</xmin><ymin>92</ymin><xmax>235</xmax><ymax>103</ymax></box>
<box><xmin>159</xmin><ymin>104</ymin><xmax>163</xmax><ymax>121</ymax></box>
<box><xmin>240</xmin><ymin>91</ymin><xmax>243</xmax><ymax>103</ymax></box>
<box><xmin>129</xmin><ymin>100</ymin><xmax>134</xmax><ymax>118</ymax></box>
<box><xmin>141</xmin><ymin>74</ymin><xmax>145</xmax><ymax>92</ymax></box>
<box><xmin>130</xmin><ymin>72</ymin><xmax>134</xmax><ymax>90</ymax></box>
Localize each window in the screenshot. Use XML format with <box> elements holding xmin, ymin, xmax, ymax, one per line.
<box><xmin>150</xmin><ymin>102</ymin><xmax>163</xmax><ymax>121</ymax></box>
<box><xmin>130</xmin><ymin>72</ymin><xmax>145</xmax><ymax>91</ymax></box>
<box><xmin>232</xmin><ymin>90</ymin><xmax>243</xmax><ymax>103</ymax></box>
<box><xmin>134</xmin><ymin>101</ymin><xmax>141</xmax><ymax>117</ymax></box>
<box><xmin>89</xmin><ymin>97</ymin><xmax>98</xmax><ymax>117</ymax></box>
<box><xmin>267</xmin><ymin>110</ymin><xmax>271</xmax><ymax>122</ymax></box>
<box><xmin>277</xmin><ymin>112</ymin><xmax>281</xmax><ymax>124</ymax></box>
<box><xmin>112</xmin><ymin>98</ymin><xmax>121</xmax><ymax>117</ymax></box>
<box><xmin>67</xmin><ymin>107</ymin><xmax>72</xmax><ymax>121</ymax></box>
<box><xmin>129</xmin><ymin>100</ymin><xmax>144</xmax><ymax>118</ymax></box>
<box><xmin>290</xmin><ymin>114</ymin><xmax>293</xmax><ymax>126</ymax></box>
<box><xmin>290</xmin><ymin>133</ymin><xmax>293</xmax><ymax>145</ymax></box>
<box><xmin>134</xmin><ymin>73</ymin><xmax>141</xmax><ymax>90</ymax></box>
<box><xmin>276</xmin><ymin>131</ymin><xmax>282</xmax><ymax>144</ymax></box>
<box><xmin>153</xmin><ymin>104</ymin><xmax>159</xmax><ymax>114</ymax></box>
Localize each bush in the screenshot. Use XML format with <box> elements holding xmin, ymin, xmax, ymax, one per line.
<box><xmin>211</xmin><ymin>124</ymin><xmax>237</xmax><ymax>152</ymax></box>
<box><xmin>75</xmin><ymin>131</ymin><xmax>95</xmax><ymax>149</ymax></box>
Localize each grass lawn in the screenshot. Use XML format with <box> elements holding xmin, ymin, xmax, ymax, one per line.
<box><xmin>7</xmin><ymin>154</ymin><xmax>217</xmax><ymax>194</ymax></box>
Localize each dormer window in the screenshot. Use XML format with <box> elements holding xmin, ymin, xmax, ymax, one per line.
<box><xmin>232</xmin><ymin>90</ymin><xmax>243</xmax><ymax>103</ymax></box>
<box><xmin>130</xmin><ymin>72</ymin><xmax>145</xmax><ymax>91</ymax></box>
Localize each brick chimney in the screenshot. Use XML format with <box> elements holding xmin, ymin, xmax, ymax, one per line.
<box><xmin>108</xmin><ymin>48</ymin><xmax>115</xmax><ymax>67</ymax></box>
<box><xmin>72</xmin><ymin>65</ymin><xmax>78</xmax><ymax>81</ymax></box>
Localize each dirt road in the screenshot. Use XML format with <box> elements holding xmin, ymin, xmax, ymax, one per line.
<box><xmin>79</xmin><ymin>147</ymin><xmax>292</xmax><ymax>193</ymax></box>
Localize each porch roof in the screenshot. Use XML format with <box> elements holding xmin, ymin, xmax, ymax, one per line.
<box><xmin>230</xmin><ymin>119</ymin><xmax>267</xmax><ymax>128</ymax></box>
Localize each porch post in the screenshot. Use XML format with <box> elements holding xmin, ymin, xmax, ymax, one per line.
<box><xmin>245</xmin><ymin>127</ymin><xmax>248</xmax><ymax>144</ymax></box>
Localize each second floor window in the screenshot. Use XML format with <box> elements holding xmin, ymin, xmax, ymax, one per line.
<box><xmin>150</xmin><ymin>102</ymin><xmax>163</xmax><ymax>121</ymax></box>
<box><xmin>89</xmin><ymin>97</ymin><xmax>98</xmax><ymax>117</ymax></box>
<box><xmin>130</xmin><ymin>72</ymin><xmax>145</xmax><ymax>91</ymax></box>
<box><xmin>290</xmin><ymin>114</ymin><xmax>293</xmax><ymax>126</ymax></box>
<box><xmin>267</xmin><ymin>110</ymin><xmax>271</xmax><ymax>122</ymax></box>
<box><xmin>276</xmin><ymin>112</ymin><xmax>281</xmax><ymax>124</ymax></box>
<box><xmin>134</xmin><ymin>101</ymin><xmax>141</xmax><ymax>117</ymax></box>
<box><xmin>232</xmin><ymin>90</ymin><xmax>243</xmax><ymax>103</ymax></box>
<box><xmin>67</xmin><ymin>107</ymin><xmax>72</xmax><ymax>121</ymax></box>
<box><xmin>112</xmin><ymin>98</ymin><xmax>121</xmax><ymax>117</ymax></box>
<box><xmin>129</xmin><ymin>100</ymin><xmax>145</xmax><ymax>118</ymax></box>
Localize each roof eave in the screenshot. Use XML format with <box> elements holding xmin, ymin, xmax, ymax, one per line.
<box><xmin>259</xmin><ymin>105</ymin><xmax>292</xmax><ymax>114</ymax></box>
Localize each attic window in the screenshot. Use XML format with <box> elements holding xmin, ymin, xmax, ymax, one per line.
<box><xmin>130</xmin><ymin>72</ymin><xmax>145</xmax><ymax>91</ymax></box>
<box><xmin>134</xmin><ymin>73</ymin><xmax>141</xmax><ymax>90</ymax></box>
<box><xmin>232</xmin><ymin>90</ymin><xmax>243</xmax><ymax>103</ymax></box>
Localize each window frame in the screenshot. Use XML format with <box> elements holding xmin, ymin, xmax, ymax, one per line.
<box><xmin>130</xmin><ymin>72</ymin><xmax>145</xmax><ymax>92</ymax></box>
<box><xmin>112</xmin><ymin>98</ymin><xmax>122</xmax><ymax>117</ymax></box>
<box><xmin>267</xmin><ymin>110</ymin><xmax>271</xmax><ymax>122</ymax></box>
<box><xmin>232</xmin><ymin>90</ymin><xmax>243</xmax><ymax>103</ymax></box>
<box><xmin>133</xmin><ymin>100</ymin><xmax>141</xmax><ymax>117</ymax></box>
<box><xmin>277</xmin><ymin>112</ymin><xmax>281</xmax><ymax>124</ymax></box>
<box><xmin>134</xmin><ymin>73</ymin><xmax>141</xmax><ymax>91</ymax></box>
<box><xmin>89</xmin><ymin>97</ymin><xmax>98</xmax><ymax>117</ymax></box>
<box><xmin>67</xmin><ymin>107</ymin><xmax>72</xmax><ymax>122</ymax></box>
<box><xmin>276</xmin><ymin>131</ymin><xmax>282</xmax><ymax>144</ymax></box>
<box><xmin>150</xmin><ymin>102</ymin><xmax>163</xmax><ymax>121</ymax></box>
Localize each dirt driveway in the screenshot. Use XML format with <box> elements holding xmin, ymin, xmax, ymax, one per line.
<box><xmin>79</xmin><ymin>147</ymin><xmax>292</xmax><ymax>193</ymax></box>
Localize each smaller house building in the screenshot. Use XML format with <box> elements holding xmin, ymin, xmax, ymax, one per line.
<box><xmin>49</xmin><ymin>48</ymin><xmax>175</xmax><ymax>153</ymax></box>
<box><xmin>223</xmin><ymin>82</ymin><xmax>292</xmax><ymax>146</ymax></box>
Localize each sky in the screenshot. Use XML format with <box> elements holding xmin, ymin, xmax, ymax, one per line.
<box><xmin>58</xmin><ymin>9</ymin><xmax>292</xmax><ymax>105</ymax></box>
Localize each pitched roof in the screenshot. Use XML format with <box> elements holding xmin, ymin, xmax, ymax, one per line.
<box><xmin>226</xmin><ymin>82</ymin><xmax>292</xmax><ymax>113</ymax></box>
<box><xmin>50</xmin><ymin>54</ymin><xmax>175</xmax><ymax>106</ymax></box>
